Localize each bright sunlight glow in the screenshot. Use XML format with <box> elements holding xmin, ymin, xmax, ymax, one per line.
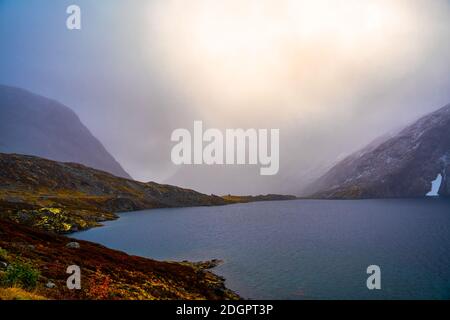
<box><xmin>148</xmin><ymin>0</ymin><xmax>418</xmax><ymax>122</ymax></box>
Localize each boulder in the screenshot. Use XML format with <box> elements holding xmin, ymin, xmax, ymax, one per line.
<box><xmin>66</xmin><ymin>242</ymin><xmax>80</xmax><ymax>249</ymax></box>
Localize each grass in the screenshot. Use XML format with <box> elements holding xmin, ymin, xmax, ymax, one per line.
<box><xmin>1</xmin><ymin>261</ymin><xmax>40</xmax><ymax>289</ymax></box>
<box><xmin>0</xmin><ymin>287</ymin><xmax>46</xmax><ymax>300</ymax></box>
<box><xmin>0</xmin><ymin>247</ymin><xmax>8</xmax><ymax>261</ymax></box>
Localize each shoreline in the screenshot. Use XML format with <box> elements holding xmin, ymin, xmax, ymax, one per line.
<box><xmin>0</xmin><ymin>218</ymin><xmax>241</xmax><ymax>300</ymax></box>
<box><xmin>71</xmin><ymin>219</ymin><xmax>242</xmax><ymax>299</ymax></box>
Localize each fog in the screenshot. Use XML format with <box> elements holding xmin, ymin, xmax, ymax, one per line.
<box><xmin>1</xmin><ymin>0</ymin><xmax>450</xmax><ymax>195</ymax></box>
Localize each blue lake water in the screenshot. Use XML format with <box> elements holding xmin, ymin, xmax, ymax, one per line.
<box><xmin>73</xmin><ymin>199</ymin><xmax>450</xmax><ymax>299</ymax></box>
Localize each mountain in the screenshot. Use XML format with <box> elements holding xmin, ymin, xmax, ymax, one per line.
<box><xmin>0</xmin><ymin>85</ymin><xmax>131</xmax><ymax>179</ymax></box>
<box><xmin>307</xmin><ymin>104</ymin><xmax>450</xmax><ymax>199</ymax></box>
<box><xmin>0</xmin><ymin>153</ymin><xmax>230</xmax><ymax>233</ymax></box>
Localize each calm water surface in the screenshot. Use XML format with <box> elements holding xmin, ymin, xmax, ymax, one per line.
<box><xmin>73</xmin><ymin>199</ymin><xmax>450</xmax><ymax>299</ymax></box>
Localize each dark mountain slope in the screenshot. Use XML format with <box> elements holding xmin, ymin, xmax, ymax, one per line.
<box><xmin>0</xmin><ymin>85</ymin><xmax>131</xmax><ymax>179</ymax></box>
<box><xmin>307</xmin><ymin>104</ymin><xmax>450</xmax><ymax>199</ymax></box>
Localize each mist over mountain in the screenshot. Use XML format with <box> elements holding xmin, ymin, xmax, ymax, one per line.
<box><xmin>1</xmin><ymin>1</ymin><xmax>450</xmax><ymax>195</ymax></box>
<box><xmin>307</xmin><ymin>104</ymin><xmax>450</xmax><ymax>199</ymax></box>
<box><xmin>0</xmin><ymin>85</ymin><xmax>132</xmax><ymax>179</ymax></box>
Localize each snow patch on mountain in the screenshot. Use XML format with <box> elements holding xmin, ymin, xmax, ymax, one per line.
<box><xmin>426</xmin><ymin>174</ymin><xmax>442</xmax><ymax>197</ymax></box>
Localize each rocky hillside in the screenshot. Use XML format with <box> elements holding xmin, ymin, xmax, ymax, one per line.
<box><xmin>0</xmin><ymin>85</ymin><xmax>131</xmax><ymax>179</ymax></box>
<box><xmin>0</xmin><ymin>153</ymin><xmax>229</xmax><ymax>233</ymax></box>
<box><xmin>307</xmin><ymin>103</ymin><xmax>450</xmax><ymax>199</ymax></box>
<box><xmin>0</xmin><ymin>219</ymin><xmax>239</xmax><ymax>300</ymax></box>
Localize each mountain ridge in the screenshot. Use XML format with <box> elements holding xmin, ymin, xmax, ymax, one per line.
<box><xmin>0</xmin><ymin>152</ymin><xmax>296</xmax><ymax>233</ymax></box>
<box><xmin>307</xmin><ymin>103</ymin><xmax>450</xmax><ymax>199</ymax></box>
<box><xmin>0</xmin><ymin>152</ymin><xmax>231</xmax><ymax>233</ymax></box>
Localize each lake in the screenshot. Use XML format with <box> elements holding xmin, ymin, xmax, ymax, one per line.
<box><xmin>73</xmin><ymin>199</ymin><xmax>450</xmax><ymax>299</ymax></box>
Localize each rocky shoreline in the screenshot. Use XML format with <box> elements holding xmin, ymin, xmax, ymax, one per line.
<box><xmin>0</xmin><ymin>153</ymin><xmax>297</xmax><ymax>300</ymax></box>
<box><xmin>0</xmin><ymin>219</ymin><xmax>240</xmax><ymax>300</ymax></box>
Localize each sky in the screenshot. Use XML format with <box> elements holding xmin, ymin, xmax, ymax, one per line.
<box><xmin>1</xmin><ymin>0</ymin><xmax>450</xmax><ymax>195</ymax></box>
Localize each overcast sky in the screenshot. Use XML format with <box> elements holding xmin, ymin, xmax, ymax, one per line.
<box><xmin>1</xmin><ymin>0</ymin><xmax>450</xmax><ymax>195</ymax></box>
